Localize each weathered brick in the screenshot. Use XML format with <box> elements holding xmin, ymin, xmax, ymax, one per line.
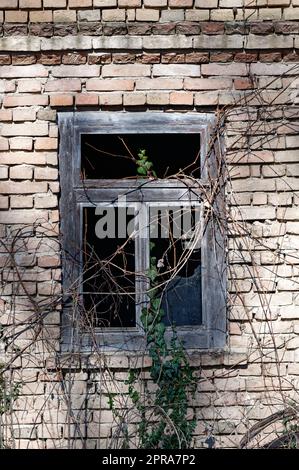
<box><xmin>5</xmin><ymin>10</ymin><xmax>28</xmax><ymax>23</ymax></box>
<box><xmin>136</xmin><ymin>9</ymin><xmax>160</xmax><ymax>21</ymax></box>
<box><xmin>0</xmin><ymin>210</ymin><xmax>48</xmax><ymax>225</ymax></box>
<box><xmin>51</xmin><ymin>65</ymin><xmax>100</xmax><ymax>78</ymax></box>
<box><xmin>99</xmin><ymin>93</ymin><xmax>123</xmax><ymax>106</ymax></box>
<box><xmin>185</xmin><ymin>78</ymin><xmax>232</xmax><ymax>90</ymax></box>
<box><xmin>3</xmin><ymin>95</ymin><xmax>49</xmax><ymax>107</ymax></box>
<box><xmin>0</xmin><ymin>166</ymin><xmax>8</xmax><ymax>179</ymax></box>
<box><xmin>246</xmin><ymin>35</ymin><xmax>293</xmax><ymax>49</ymax></box>
<box><xmin>43</xmin><ymin>0</ymin><xmax>66</xmax><ymax>6</ymax></box>
<box><xmin>170</xmin><ymin>91</ymin><xmax>193</xmax><ymax>105</ymax></box>
<box><xmin>1</xmin><ymin>122</ymin><xmax>48</xmax><ymax>137</ymax></box>
<box><xmin>19</xmin><ymin>0</ymin><xmax>41</xmax><ymax>6</ymax></box>
<box><xmin>75</xmin><ymin>94</ymin><xmax>99</xmax><ymax>106</ymax></box>
<box><xmin>41</xmin><ymin>37</ymin><xmax>92</xmax><ymax>51</ymax></box>
<box><xmin>9</xmin><ymin>137</ymin><xmax>33</xmax><ymax>151</ymax></box>
<box><xmin>18</xmin><ymin>80</ymin><xmax>42</xmax><ymax>93</ymax></box>
<box><xmin>0</xmin><ymin>138</ymin><xmax>9</xmax><ymax>151</ymax></box>
<box><xmin>123</xmin><ymin>92</ymin><xmax>146</xmax><ymax>106</ymax></box>
<box><xmin>10</xmin><ymin>165</ymin><xmax>33</xmax><ymax>180</ymax></box>
<box><xmin>45</xmin><ymin>79</ymin><xmax>82</xmax><ymax>92</ymax></box>
<box><xmin>136</xmin><ymin>78</ymin><xmax>183</xmax><ymax>90</ymax></box>
<box><xmin>29</xmin><ymin>11</ymin><xmax>53</xmax><ymax>22</ymax></box>
<box><xmin>102</xmin><ymin>64</ymin><xmax>150</xmax><ymax>77</ymax></box>
<box><xmin>86</xmin><ymin>78</ymin><xmax>134</xmax><ymax>91</ymax></box>
<box><xmin>202</xmin><ymin>63</ymin><xmax>248</xmax><ymax>76</ymax></box>
<box><xmin>153</xmin><ymin>64</ymin><xmax>201</xmax><ymax>77</ymax></box>
<box><xmin>143</xmin><ymin>35</ymin><xmax>192</xmax><ymax>49</ymax></box>
<box><xmin>35</xmin><ymin>167</ymin><xmax>58</xmax><ymax>180</ymax></box>
<box><xmin>35</xmin><ymin>194</ymin><xmax>58</xmax><ymax>208</ymax></box>
<box><xmin>12</xmin><ymin>109</ymin><xmax>36</xmax><ymax>122</ymax></box>
<box><xmin>62</xmin><ymin>53</ymin><xmax>87</xmax><ymax>65</ymax></box>
<box><xmin>118</xmin><ymin>0</ymin><xmax>141</xmax><ymax>5</ymax></box>
<box><xmin>102</xmin><ymin>9</ymin><xmax>126</xmax><ymax>21</ymax></box>
<box><xmin>0</xmin><ymin>0</ymin><xmax>18</xmax><ymax>7</ymax></box>
<box><xmin>0</xmin><ymin>196</ymin><xmax>9</xmax><ymax>209</ymax></box>
<box><xmin>34</xmin><ymin>138</ymin><xmax>58</xmax><ymax>150</ymax></box>
<box><xmin>53</xmin><ymin>10</ymin><xmax>76</xmax><ymax>23</ymax></box>
<box><xmin>0</xmin><ymin>65</ymin><xmax>47</xmax><ymax>78</ymax></box>
<box><xmin>0</xmin><ymin>38</ymin><xmax>41</xmax><ymax>52</ymax></box>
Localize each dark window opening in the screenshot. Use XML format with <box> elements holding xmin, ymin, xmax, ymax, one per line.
<box><xmin>150</xmin><ymin>208</ymin><xmax>202</xmax><ymax>327</ymax></box>
<box><xmin>81</xmin><ymin>134</ymin><xmax>201</xmax><ymax>180</ymax></box>
<box><xmin>82</xmin><ymin>207</ymin><xmax>136</xmax><ymax>328</ymax></box>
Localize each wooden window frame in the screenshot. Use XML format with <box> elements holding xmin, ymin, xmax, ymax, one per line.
<box><xmin>58</xmin><ymin>112</ymin><xmax>226</xmax><ymax>352</ymax></box>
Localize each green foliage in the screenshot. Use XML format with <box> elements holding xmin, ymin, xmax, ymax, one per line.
<box><xmin>0</xmin><ymin>369</ymin><xmax>20</xmax><ymax>416</ymax></box>
<box><xmin>131</xmin><ymin>246</ymin><xmax>196</xmax><ymax>449</ymax></box>
<box><xmin>135</xmin><ymin>149</ymin><xmax>157</xmax><ymax>178</ymax></box>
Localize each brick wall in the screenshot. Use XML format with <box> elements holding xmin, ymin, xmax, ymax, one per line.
<box><xmin>0</xmin><ymin>1</ymin><xmax>299</xmax><ymax>449</ymax></box>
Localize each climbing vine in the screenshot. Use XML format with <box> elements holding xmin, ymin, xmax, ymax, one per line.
<box><xmin>123</xmin><ymin>150</ymin><xmax>196</xmax><ymax>449</ymax></box>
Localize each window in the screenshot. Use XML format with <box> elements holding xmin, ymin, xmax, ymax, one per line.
<box><xmin>58</xmin><ymin>112</ymin><xmax>226</xmax><ymax>351</ymax></box>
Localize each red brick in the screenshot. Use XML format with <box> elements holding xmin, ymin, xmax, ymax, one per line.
<box><xmin>259</xmin><ymin>52</ymin><xmax>282</xmax><ymax>62</ymax></box>
<box><xmin>75</xmin><ymin>94</ymin><xmax>99</xmax><ymax>106</ymax></box>
<box><xmin>210</xmin><ymin>52</ymin><xmax>234</xmax><ymax>63</ymax></box>
<box><xmin>234</xmin><ymin>78</ymin><xmax>254</xmax><ymax>90</ymax></box>
<box><xmin>50</xmin><ymin>95</ymin><xmax>74</xmax><ymax>107</ymax></box>
<box><xmin>0</xmin><ymin>55</ymin><xmax>11</xmax><ymax>65</ymax></box>
<box><xmin>38</xmin><ymin>255</ymin><xmax>60</xmax><ymax>268</ymax></box>
<box><xmin>62</xmin><ymin>53</ymin><xmax>87</xmax><ymax>65</ymax></box>
<box><xmin>45</xmin><ymin>79</ymin><xmax>82</xmax><ymax>92</ymax></box>
<box><xmin>201</xmin><ymin>22</ymin><xmax>225</xmax><ymax>35</ymax></box>
<box><xmin>38</xmin><ymin>54</ymin><xmax>61</xmax><ymax>66</ymax></box>
<box><xmin>35</xmin><ymin>138</ymin><xmax>58</xmax><ymax>150</ymax></box>
<box><xmin>169</xmin><ymin>91</ymin><xmax>193</xmax><ymax>105</ymax></box>
<box><xmin>11</xmin><ymin>56</ymin><xmax>37</xmax><ymax>67</ymax></box>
